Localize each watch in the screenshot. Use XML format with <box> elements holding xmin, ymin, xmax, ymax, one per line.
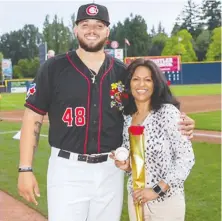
<box><xmin>152</xmin><ymin>184</ymin><xmax>165</xmax><ymax>197</ymax></box>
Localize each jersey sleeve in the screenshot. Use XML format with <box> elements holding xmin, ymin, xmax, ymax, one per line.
<box><xmin>24</xmin><ymin>61</ymin><xmax>52</xmax><ymax>115</ymax></box>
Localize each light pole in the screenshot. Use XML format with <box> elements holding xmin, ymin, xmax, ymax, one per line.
<box><xmin>36</xmin><ymin>33</ymin><xmax>48</xmax><ymax>65</ymax></box>
<box><xmin>178</xmin><ymin>36</ymin><xmax>183</xmax><ymax>84</ymax></box>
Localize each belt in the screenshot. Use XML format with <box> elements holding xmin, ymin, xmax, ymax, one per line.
<box><xmin>58</xmin><ymin>149</ymin><xmax>109</xmax><ymax>164</ymax></box>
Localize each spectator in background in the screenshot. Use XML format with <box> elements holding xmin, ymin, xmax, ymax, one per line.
<box><xmin>47</xmin><ymin>50</ymin><xmax>55</xmax><ymax>59</ymax></box>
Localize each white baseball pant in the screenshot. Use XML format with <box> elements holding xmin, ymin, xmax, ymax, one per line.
<box><xmin>47</xmin><ymin>147</ymin><xmax>125</xmax><ymax>221</ymax></box>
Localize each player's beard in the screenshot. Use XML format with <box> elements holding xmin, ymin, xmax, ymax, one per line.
<box><xmin>77</xmin><ymin>35</ymin><xmax>107</xmax><ymax>52</ymax></box>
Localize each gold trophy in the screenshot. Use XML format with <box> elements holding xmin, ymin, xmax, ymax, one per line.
<box><xmin>129</xmin><ymin>125</ymin><xmax>146</xmax><ymax>221</ymax></box>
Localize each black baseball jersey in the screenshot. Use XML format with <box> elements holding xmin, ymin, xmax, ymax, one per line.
<box><xmin>25</xmin><ymin>51</ymin><xmax>128</xmax><ymax>154</ymax></box>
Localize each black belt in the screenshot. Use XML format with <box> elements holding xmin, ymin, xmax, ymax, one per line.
<box><xmin>58</xmin><ymin>149</ymin><xmax>109</xmax><ymax>164</ymax></box>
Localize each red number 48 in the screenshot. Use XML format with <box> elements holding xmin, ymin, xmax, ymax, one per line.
<box><xmin>62</xmin><ymin>107</ymin><xmax>86</xmax><ymax>127</ymax></box>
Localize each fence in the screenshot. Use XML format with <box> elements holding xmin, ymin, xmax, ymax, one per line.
<box><xmin>165</xmin><ymin>61</ymin><xmax>221</xmax><ymax>85</ymax></box>
<box><xmin>0</xmin><ymin>62</ymin><xmax>221</xmax><ymax>93</ymax></box>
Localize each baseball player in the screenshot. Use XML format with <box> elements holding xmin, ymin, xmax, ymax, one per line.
<box><xmin>17</xmin><ymin>3</ymin><xmax>195</xmax><ymax>221</ymax></box>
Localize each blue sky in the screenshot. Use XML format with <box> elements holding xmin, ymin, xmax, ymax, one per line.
<box><xmin>0</xmin><ymin>0</ymin><xmax>203</xmax><ymax>35</ymax></box>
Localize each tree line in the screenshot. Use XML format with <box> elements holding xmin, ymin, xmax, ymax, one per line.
<box><xmin>0</xmin><ymin>0</ymin><xmax>221</xmax><ymax>79</ymax></box>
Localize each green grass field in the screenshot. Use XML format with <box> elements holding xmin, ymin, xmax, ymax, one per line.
<box><xmin>188</xmin><ymin>111</ymin><xmax>221</xmax><ymax>131</ymax></box>
<box><xmin>0</xmin><ymin>93</ymin><xmax>26</xmax><ymax>111</ymax></box>
<box><xmin>0</xmin><ymin>121</ymin><xmax>220</xmax><ymax>221</ymax></box>
<box><xmin>170</xmin><ymin>84</ymin><xmax>221</xmax><ymax>96</ymax></box>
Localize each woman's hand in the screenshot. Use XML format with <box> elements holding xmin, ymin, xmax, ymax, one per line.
<box><xmin>133</xmin><ymin>188</ymin><xmax>159</xmax><ymax>204</ymax></box>
<box><xmin>109</xmin><ymin>151</ymin><xmax>131</xmax><ymax>172</ymax></box>
<box><xmin>179</xmin><ymin>113</ymin><xmax>195</xmax><ymax>139</ymax></box>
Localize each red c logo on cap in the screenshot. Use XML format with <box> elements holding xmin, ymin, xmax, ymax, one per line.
<box><xmin>86</xmin><ymin>5</ymin><xmax>99</xmax><ymax>16</ymax></box>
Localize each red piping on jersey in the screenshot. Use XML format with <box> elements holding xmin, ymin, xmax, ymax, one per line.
<box><xmin>97</xmin><ymin>57</ymin><xmax>114</xmax><ymax>153</ymax></box>
<box><xmin>66</xmin><ymin>52</ymin><xmax>91</xmax><ymax>154</ymax></box>
<box><xmin>25</xmin><ymin>102</ymin><xmax>46</xmax><ymax>115</ymax></box>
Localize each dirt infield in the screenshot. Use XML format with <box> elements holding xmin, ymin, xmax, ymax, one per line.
<box><xmin>177</xmin><ymin>95</ymin><xmax>221</xmax><ymax>113</ymax></box>
<box><xmin>193</xmin><ymin>129</ymin><xmax>221</xmax><ymax>144</ymax></box>
<box><xmin>0</xmin><ymin>191</ymin><xmax>47</xmax><ymax>221</ymax></box>
<box><xmin>0</xmin><ymin>94</ymin><xmax>221</xmax><ymax>221</ymax></box>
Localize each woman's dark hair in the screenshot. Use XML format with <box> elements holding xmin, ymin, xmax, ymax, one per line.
<box><xmin>123</xmin><ymin>58</ymin><xmax>180</xmax><ymax>116</ymax></box>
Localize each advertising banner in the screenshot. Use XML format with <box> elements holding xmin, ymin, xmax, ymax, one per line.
<box><xmin>125</xmin><ymin>56</ymin><xmax>181</xmax><ymax>73</ymax></box>
<box><xmin>2</xmin><ymin>59</ymin><xmax>13</xmax><ymax>78</ymax></box>
<box><xmin>10</xmin><ymin>81</ymin><xmax>27</xmax><ymax>93</ymax></box>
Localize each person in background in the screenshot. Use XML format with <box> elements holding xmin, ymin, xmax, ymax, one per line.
<box><xmin>47</xmin><ymin>50</ymin><xmax>55</xmax><ymax>59</ymax></box>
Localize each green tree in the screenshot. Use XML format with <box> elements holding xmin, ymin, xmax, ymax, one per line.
<box><xmin>43</xmin><ymin>14</ymin><xmax>72</xmax><ymax>54</ymax></box>
<box><xmin>176</xmin><ymin>0</ymin><xmax>201</xmax><ymax>38</ymax></box>
<box><xmin>0</xmin><ymin>25</ymin><xmax>41</xmax><ymax>65</ymax></box>
<box><xmin>13</xmin><ymin>57</ymin><xmax>40</xmax><ymax>79</ymax></box>
<box><xmin>157</xmin><ymin>22</ymin><xmax>165</xmax><ymax>34</ymax></box>
<box><xmin>21</xmin><ymin>24</ymin><xmax>40</xmax><ymax>59</ymax></box>
<box><xmin>13</xmin><ymin>59</ymin><xmax>28</xmax><ymax>79</ymax></box>
<box><xmin>13</xmin><ymin>64</ymin><xmax>23</xmax><ymax>79</ymax></box>
<box><xmin>171</xmin><ymin>22</ymin><xmax>181</xmax><ymax>36</ymax></box>
<box><xmin>162</xmin><ymin>29</ymin><xmax>197</xmax><ymax>62</ymax></box>
<box><xmin>206</xmin><ymin>27</ymin><xmax>221</xmax><ymax>61</ymax></box>
<box><xmin>110</xmin><ymin>14</ymin><xmax>151</xmax><ymax>56</ymax></box>
<box><xmin>0</xmin><ymin>30</ymin><xmax>27</xmax><ymax>65</ymax></box>
<box><xmin>148</xmin><ymin>33</ymin><xmax>168</xmax><ymax>56</ymax></box>
<box><xmin>28</xmin><ymin>57</ymin><xmax>40</xmax><ymax>78</ymax></box>
<box><xmin>109</xmin><ymin>22</ymin><xmax>124</xmax><ymax>43</ymax></box>
<box><xmin>150</xmin><ymin>25</ymin><xmax>156</xmax><ymax>37</ymax></box>
<box><xmin>42</xmin><ymin>15</ymin><xmax>51</xmax><ymax>47</ymax></box>
<box><xmin>195</xmin><ymin>29</ymin><xmax>211</xmax><ymax>61</ymax></box>
<box><xmin>69</xmin><ymin>13</ymin><xmax>78</xmax><ymax>50</ymax></box>
<box><xmin>202</xmin><ymin>0</ymin><xmax>221</xmax><ymax>31</ymax></box>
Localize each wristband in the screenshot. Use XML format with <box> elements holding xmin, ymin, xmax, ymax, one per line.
<box><xmin>18</xmin><ymin>167</ymin><xmax>33</xmax><ymax>172</ymax></box>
